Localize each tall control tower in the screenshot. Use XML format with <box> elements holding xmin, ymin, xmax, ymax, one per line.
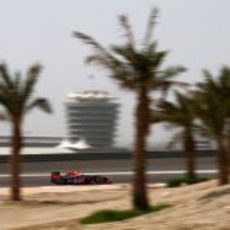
<box><xmin>64</xmin><ymin>91</ymin><xmax>120</xmax><ymax>150</ymax></box>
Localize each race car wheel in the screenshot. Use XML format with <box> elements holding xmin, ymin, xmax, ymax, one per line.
<box><xmin>95</xmin><ymin>176</ymin><xmax>105</xmax><ymax>184</ymax></box>
<box><xmin>54</xmin><ymin>177</ymin><xmax>65</xmax><ymax>185</ymax></box>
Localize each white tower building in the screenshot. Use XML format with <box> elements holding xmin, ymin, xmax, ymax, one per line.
<box><xmin>64</xmin><ymin>91</ymin><xmax>120</xmax><ymax>149</ymax></box>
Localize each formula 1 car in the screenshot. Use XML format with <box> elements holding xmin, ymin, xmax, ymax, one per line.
<box><xmin>51</xmin><ymin>170</ymin><xmax>112</xmax><ymax>185</ymax></box>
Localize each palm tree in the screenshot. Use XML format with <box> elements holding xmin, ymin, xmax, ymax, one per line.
<box><xmin>196</xmin><ymin>66</ymin><xmax>230</xmax><ymax>185</ymax></box>
<box><xmin>151</xmin><ymin>92</ymin><xmax>197</xmax><ymax>178</ymax></box>
<box><xmin>0</xmin><ymin>63</ymin><xmax>52</xmax><ymax>201</ymax></box>
<box><xmin>73</xmin><ymin>9</ymin><xmax>186</xmax><ymax>210</ymax></box>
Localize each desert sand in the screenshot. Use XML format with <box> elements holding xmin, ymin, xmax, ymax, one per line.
<box><xmin>0</xmin><ymin>181</ymin><xmax>229</xmax><ymax>230</ymax></box>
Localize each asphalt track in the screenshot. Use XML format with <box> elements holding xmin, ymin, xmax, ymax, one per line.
<box><xmin>0</xmin><ymin>157</ymin><xmax>217</xmax><ymax>187</ymax></box>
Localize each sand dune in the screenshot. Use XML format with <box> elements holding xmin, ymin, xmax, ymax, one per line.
<box><xmin>0</xmin><ymin>181</ymin><xmax>229</xmax><ymax>230</ymax></box>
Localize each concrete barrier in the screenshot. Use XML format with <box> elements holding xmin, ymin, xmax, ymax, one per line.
<box><xmin>0</xmin><ymin>150</ymin><xmax>217</xmax><ymax>163</ymax></box>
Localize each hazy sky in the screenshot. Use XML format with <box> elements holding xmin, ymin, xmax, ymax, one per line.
<box><xmin>0</xmin><ymin>0</ymin><xmax>230</xmax><ymax>148</ymax></box>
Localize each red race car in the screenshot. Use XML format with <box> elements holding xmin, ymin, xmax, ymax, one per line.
<box><xmin>51</xmin><ymin>170</ymin><xmax>112</xmax><ymax>185</ymax></box>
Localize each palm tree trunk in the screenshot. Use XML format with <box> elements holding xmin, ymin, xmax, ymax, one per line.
<box><xmin>184</xmin><ymin>134</ymin><xmax>196</xmax><ymax>178</ymax></box>
<box><xmin>132</xmin><ymin>87</ymin><xmax>150</xmax><ymax>210</ymax></box>
<box><xmin>10</xmin><ymin>120</ymin><xmax>22</xmax><ymax>201</ymax></box>
<box><xmin>227</xmin><ymin>135</ymin><xmax>230</xmax><ymax>175</ymax></box>
<box><xmin>216</xmin><ymin>136</ymin><xmax>229</xmax><ymax>185</ymax></box>
<box><xmin>222</xmin><ymin>134</ymin><xmax>230</xmax><ymax>174</ymax></box>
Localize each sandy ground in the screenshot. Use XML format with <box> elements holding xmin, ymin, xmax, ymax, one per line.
<box><xmin>0</xmin><ymin>181</ymin><xmax>229</xmax><ymax>230</ymax></box>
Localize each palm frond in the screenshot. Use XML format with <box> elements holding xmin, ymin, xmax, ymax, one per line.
<box><xmin>159</xmin><ymin>66</ymin><xmax>187</xmax><ymax>80</ymax></box>
<box><xmin>85</xmin><ymin>54</ymin><xmax>113</xmax><ymax>69</ymax></box>
<box><xmin>118</xmin><ymin>14</ymin><xmax>135</xmax><ymax>48</ymax></box>
<box><xmin>14</xmin><ymin>72</ymin><xmax>22</xmax><ymax>97</ymax></box>
<box><xmin>111</xmin><ymin>45</ymin><xmax>136</xmax><ymax>63</ymax></box>
<box><xmin>152</xmin><ymin>50</ymin><xmax>169</xmax><ymax>69</ymax></box>
<box><xmin>199</xmin><ymin>69</ymin><xmax>217</xmax><ymax>91</ymax></box>
<box><xmin>203</xmin><ymin>69</ymin><xmax>213</xmax><ymax>81</ymax></box>
<box><xmin>74</xmin><ymin>10</ymin><xmax>186</xmax><ymax>94</ymax></box>
<box><xmin>158</xmin><ymin>80</ymin><xmax>188</xmax><ymax>94</ymax></box>
<box><xmin>196</xmin><ymin>66</ymin><xmax>230</xmax><ymax>137</ymax></box>
<box><xmin>75</xmin><ymin>32</ymin><xmax>128</xmax><ymax>75</ymax></box>
<box><xmin>166</xmin><ymin>130</ymin><xmax>184</xmax><ymax>150</ymax></box>
<box><xmin>149</xmin><ymin>66</ymin><xmax>187</xmax><ymax>96</ymax></box>
<box><xmin>219</xmin><ymin>66</ymin><xmax>230</xmax><ymax>95</ymax></box>
<box><xmin>22</xmin><ymin>64</ymin><xmax>41</xmax><ymax>105</ymax></box>
<box><xmin>150</xmin><ymin>110</ymin><xmax>167</xmax><ymax>123</ymax></box>
<box><xmin>151</xmin><ymin>92</ymin><xmax>198</xmax><ymax>141</ymax></box>
<box><xmin>193</xmin><ymin>122</ymin><xmax>215</xmax><ymax>140</ymax></box>
<box><xmin>143</xmin><ymin>8</ymin><xmax>159</xmax><ymax>46</ymax></box>
<box><xmin>0</xmin><ymin>63</ymin><xmax>14</xmax><ymax>87</ymax></box>
<box><xmin>73</xmin><ymin>32</ymin><xmax>113</xmax><ymax>59</ymax></box>
<box><xmin>25</xmin><ymin>98</ymin><xmax>52</xmax><ymax>114</ymax></box>
<box><xmin>0</xmin><ymin>93</ymin><xmax>13</xmax><ymax>114</ymax></box>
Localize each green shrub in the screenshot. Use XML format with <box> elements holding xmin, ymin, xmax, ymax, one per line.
<box><xmin>166</xmin><ymin>178</ymin><xmax>184</xmax><ymax>187</ymax></box>
<box><xmin>166</xmin><ymin>176</ymin><xmax>208</xmax><ymax>187</ymax></box>
<box><xmin>80</xmin><ymin>204</ymin><xmax>170</xmax><ymax>225</ymax></box>
<box><xmin>185</xmin><ymin>176</ymin><xmax>208</xmax><ymax>184</ymax></box>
